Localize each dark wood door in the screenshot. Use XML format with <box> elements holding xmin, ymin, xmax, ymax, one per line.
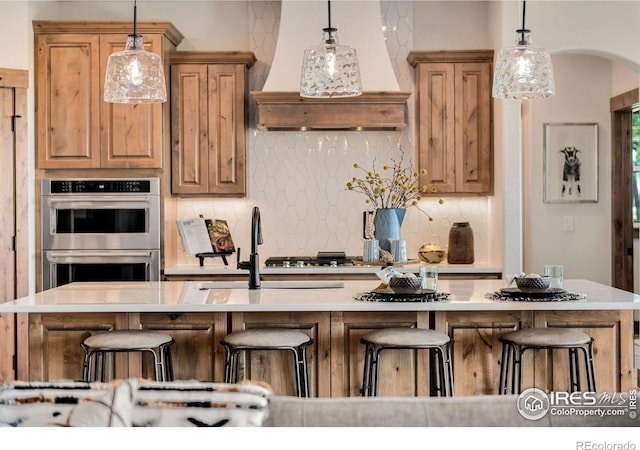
<box><xmin>610</xmin><ymin>88</ymin><xmax>639</xmax><ymax>291</ymax></box>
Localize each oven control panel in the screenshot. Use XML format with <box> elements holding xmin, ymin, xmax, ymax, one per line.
<box><xmin>44</xmin><ymin>179</ymin><xmax>158</xmax><ymax>194</ymax></box>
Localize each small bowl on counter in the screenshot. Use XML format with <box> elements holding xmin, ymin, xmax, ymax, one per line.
<box><xmin>515</xmin><ymin>276</ymin><xmax>551</xmax><ymax>291</ymax></box>
<box><xmin>389</xmin><ymin>276</ymin><xmax>423</xmax><ymax>294</ymax></box>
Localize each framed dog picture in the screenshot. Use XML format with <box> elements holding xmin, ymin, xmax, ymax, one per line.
<box><xmin>543</xmin><ymin>122</ymin><xmax>599</xmax><ymax>203</ymax></box>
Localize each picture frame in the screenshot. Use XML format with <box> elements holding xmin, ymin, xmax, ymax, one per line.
<box><xmin>543</xmin><ymin>122</ymin><xmax>599</xmax><ymax>203</ymax></box>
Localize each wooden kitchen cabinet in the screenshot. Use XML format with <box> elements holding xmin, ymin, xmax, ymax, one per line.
<box><xmin>229</xmin><ymin>311</ymin><xmax>331</xmax><ymax>397</ymax></box>
<box><xmin>135</xmin><ymin>312</ymin><xmax>228</xmax><ymax>382</ymax></box>
<box><xmin>34</xmin><ymin>21</ymin><xmax>183</xmax><ymax>169</ymax></box>
<box><xmin>533</xmin><ymin>310</ymin><xmax>634</xmax><ymax>393</ymax></box>
<box><xmin>435</xmin><ymin>309</ymin><xmax>634</xmax><ymax>396</ymax></box>
<box><xmin>330</xmin><ymin>311</ymin><xmax>431</xmax><ymax>397</ymax></box>
<box><xmin>434</xmin><ymin>310</ymin><xmax>533</xmax><ymax>396</ymax></box>
<box><xmin>28</xmin><ymin>313</ymin><xmax>127</xmax><ymax>381</ymax></box>
<box><xmin>28</xmin><ymin>312</ymin><xmax>228</xmax><ymax>382</ymax></box>
<box><xmin>408</xmin><ymin>50</ymin><xmax>494</xmax><ymax>195</ymax></box>
<box><xmin>170</xmin><ymin>52</ymin><xmax>256</xmax><ymax>196</ymax></box>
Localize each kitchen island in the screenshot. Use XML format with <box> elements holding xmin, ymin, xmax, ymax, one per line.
<box><xmin>1</xmin><ymin>279</ymin><xmax>637</xmax><ymax>397</ymax></box>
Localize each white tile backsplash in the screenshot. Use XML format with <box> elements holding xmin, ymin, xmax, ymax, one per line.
<box><xmin>173</xmin><ymin>1</ymin><xmax>489</xmax><ymax>266</ymax></box>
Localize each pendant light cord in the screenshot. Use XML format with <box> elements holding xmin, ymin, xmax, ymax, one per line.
<box><xmin>518</xmin><ymin>1</ymin><xmax>529</xmax><ymax>44</ymax></box>
<box><xmin>131</xmin><ymin>0</ymin><xmax>140</xmax><ymax>39</ymax></box>
<box><xmin>323</xmin><ymin>0</ymin><xmax>337</xmax><ymax>44</ymax></box>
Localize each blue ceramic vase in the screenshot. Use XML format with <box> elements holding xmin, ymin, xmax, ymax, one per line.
<box><xmin>373</xmin><ymin>208</ymin><xmax>406</xmax><ymax>252</ymax></box>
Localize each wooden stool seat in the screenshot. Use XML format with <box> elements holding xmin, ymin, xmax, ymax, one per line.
<box><xmin>360</xmin><ymin>327</ymin><xmax>454</xmax><ymax>397</ymax></box>
<box><xmin>81</xmin><ymin>330</ymin><xmax>174</xmax><ymax>382</ymax></box>
<box><xmin>499</xmin><ymin>327</ymin><xmax>596</xmax><ymax>394</ymax></box>
<box><xmin>221</xmin><ymin>328</ymin><xmax>313</xmax><ymax>397</ymax></box>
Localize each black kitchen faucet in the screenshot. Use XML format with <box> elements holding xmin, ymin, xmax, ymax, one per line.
<box><xmin>237</xmin><ymin>206</ymin><xmax>262</xmax><ymax>289</ymax></box>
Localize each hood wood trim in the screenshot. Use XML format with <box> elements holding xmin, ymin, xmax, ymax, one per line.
<box><xmin>251</xmin><ymin>91</ymin><xmax>411</xmax><ymax>131</ymax></box>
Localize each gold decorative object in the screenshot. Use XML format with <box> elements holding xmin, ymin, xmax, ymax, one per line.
<box><xmin>418</xmin><ymin>243</ymin><xmax>446</xmax><ymax>264</ymax></box>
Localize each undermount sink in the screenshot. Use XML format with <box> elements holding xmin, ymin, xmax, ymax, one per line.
<box><xmin>198</xmin><ymin>281</ymin><xmax>344</xmax><ymax>290</ymax></box>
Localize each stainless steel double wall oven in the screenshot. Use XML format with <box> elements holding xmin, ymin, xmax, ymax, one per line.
<box><xmin>41</xmin><ymin>178</ymin><xmax>161</xmax><ymax>290</ymax></box>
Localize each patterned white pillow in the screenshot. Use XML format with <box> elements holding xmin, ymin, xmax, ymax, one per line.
<box><xmin>132</xmin><ymin>380</ymin><xmax>272</xmax><ymax>427</ymax></box>
<box><xmin>0</xmin><ymin>378</ymin><xmax>136</xmax><ymax>427</ymax></box>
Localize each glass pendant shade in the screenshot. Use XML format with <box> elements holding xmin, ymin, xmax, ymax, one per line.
<box><xmin>103</xmin><ymin>35</ymin><xmax>167</xmax><ymax>104</ymax></box>
<box><xmin>492</xmin><ymin>30</ymin><xmax>555</xmax><ymax>99</ymax></box>
<box><xmin>300</xmin><ymin>28</ymin><xmax>362</xmax><ymax>98</ymax></box>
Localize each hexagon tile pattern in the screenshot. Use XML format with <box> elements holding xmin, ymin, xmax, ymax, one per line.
<box><xmin>174</xmin><ymin>1</ymin><xmax>489</xmax><ymax>266</ymax></box>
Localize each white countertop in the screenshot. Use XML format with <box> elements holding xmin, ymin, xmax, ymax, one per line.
<box><xmin>1</xmin><ymin>279</ymin><xmax>639</xmax><ymax>313</ymax></box>
<box><xmin>164</xmin><ymin>262</ymin><xmax>502</xmax><ymax>276</ymax></box>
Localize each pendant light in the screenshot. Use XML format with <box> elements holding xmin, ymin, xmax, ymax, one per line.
<box><xmin>103</xmin><ymin>0</ymin><xmax>167</xmax><ymax>104</ymax></box>
<box><xmin>300</xmin><ymin>0</ymin><xmax>362</xmax><ymax>98</ymax></box>
<box><xmin>492</xmin><ymin>1</ymin><xmax>556</xmax><ymax>99</ymax></box>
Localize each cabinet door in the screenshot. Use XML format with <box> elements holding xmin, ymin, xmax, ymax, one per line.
<box><xmin>136</xmin><ymin>312</ymin><xmax>227</xmax><ymax>382</ymax></box>
<box><xmin>171</xmin><ymin>64</ymin><xmax>209</xmax><ymax>194</ymax></box>
<box><xmin>29</xmin><ymin>313</ymin><xmax>126</xmax><ymax>381</ymax></box>
<box><xmin>454</xmin><ymin>62</ymin><xmax>492</xmax><ymax>193</ymax></box>
<box><xmin>534</xmin><ymin>310</ymin><xmax>634</xmax><ymax>392</ymax></box>
<box><xmin>417</xmin><ymin>63</ymin><xmax>456</xmax><ymax>193</ymax></box>
<box><xmin>35</xmin><ymin>34</ymin><xmax>101</xmax><ymax>169</ymax></box>
<box><xmin>434</xmin><ymin>310</ymin><xmax>533</xmax><ymax>396</ymax></box>
<box><xmin>330</xmin><ymin>311</ymin><xmax>430</xmax><ymax>397</ymax></box>
<box><xmin>230</xmin><ymin>312</ymin><xmax>331</xmax><ymax>397</ymax></box>
<box><xmin>99</xmin><ymin>34</ymin><xmax>163</xmax><ymax>169</ymax></box>
<box><xmin>208</xmin><ymin>64</ymin><xmax>247</xmax><ymax>195</ymax></box>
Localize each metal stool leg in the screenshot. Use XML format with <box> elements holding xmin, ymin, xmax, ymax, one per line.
<box><xmin>361</xmin><ymin>344</ymin><xmax>372</xmax><ymax>396</ymax></box>
<box><xmin>223</xmin><ymin>345</ymin><xmax>233</xmax><ymax>383</ymax></box>
<box><xmin>300</xmin><ymin>345</ymin><xmax>310</xmax><ymax>398</ymax></box>
<box><xmin>366</xmin><ymin>345</ymin><xmax>377</xmax><ymax>396</ymax></box>
<box><xmin>586</xmin><ymin>340</ymin><xmax>597</xmax><ymax>392</ymax></box>
<box><xmin>432</xmin><ymin>347</ymin><xmax>447</xmax><ymax>397</ymax></box>
<box><xmin>372</xmin><ymin>348</ymin><xmax>382</xmax><ymax>396</ymax></box>
<box><xmin>99</xmin><ymin>352</ymin><xmax>107</xmax><ymax>382</ymax></box>
<box><xmin>81</xmin><ymin>346</ymin><xmax>91</xmax><ymax>382</ymax></box>
<box><xmin>569</xmin><ymin>347</ymin><xmax>581</xmax><ymax>392</ymax></box>
<box><xmin>498</xmin><ymin>340</ymin><xmax>509</xmax><ymax>395</ymax></box>
<box><xmin>444</xmin><ymin>342</ymin><xmax>454</xmax><ymax>397</ymax></box>
<box><xmin>290</xmin><ymin>347</ymin><xmax>303</xmax><ymax>397</ymax></box>
<box><xmin>512</xmin><ymin>345</ymin><xmax>523</xmax><ymax>394</ymax></box>
<box><xmin>162</xmin><ymin>345</ymin><xmax>174</xmax><ymax>382</ymax></box>
<box><xmin>578</xmin><ymin>342</ymin><xmax>597</xmax><ymax>392</ymax></box>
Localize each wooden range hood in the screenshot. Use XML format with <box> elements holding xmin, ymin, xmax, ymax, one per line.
<box><xmin>251</xmin><ymin>91</ymin><xmax>411</xmax><ymax>131</ymax></box>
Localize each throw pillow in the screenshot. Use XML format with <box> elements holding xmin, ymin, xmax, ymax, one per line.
<box><xmin>132</xmin><ymin>379</ymin><xmax>272</xmax><ymax>427</ymax></box>
<box><xmin>0</xmin><ymin>378</ymin><xmax>136</xmax><ymax>427</ymax></box>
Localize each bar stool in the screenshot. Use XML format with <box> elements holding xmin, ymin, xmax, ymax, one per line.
<box><xmin>221</xmin><ymin>328</ymin><xmax>313</xmax><ymax>397</ymax></box>
<box><xmin>360</xmin><ymin>327</ymin><xmax>454</xmax><ymax>397</ymax></box>
<box><xmin>81</xmin><ymin>330</ymin><xmax>175</xmax><ymax>382</ymax></box>
<box><xmin>498</xmin><ymin>327</ymin><xmax>597</xmax><ymax>394</ymax></box>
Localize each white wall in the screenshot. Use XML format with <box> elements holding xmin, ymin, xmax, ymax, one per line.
<box><xmin>511</xmin><ymin>2</ymin><xmax>640</xmax><ymax>284</ymax></box>
<box><xmin>524</xmin><ymin>55</ymin><xmax>618</xmax><ymax>283</ymax></box>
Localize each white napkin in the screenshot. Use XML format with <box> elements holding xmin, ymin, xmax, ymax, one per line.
<box><xmin>376</xmin><ymin>266</ymin><xmax>404</xmax><ymax>284</ymax></box>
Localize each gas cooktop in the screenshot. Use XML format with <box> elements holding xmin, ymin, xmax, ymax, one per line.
<box><xmin>265</xmin><ymin>252</ymin><xmax>356</xmax><ymax>267</ymax></box>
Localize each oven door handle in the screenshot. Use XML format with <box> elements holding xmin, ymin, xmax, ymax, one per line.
<box><xmin>48</xmin><ymin>196</ymin><xmax>154</xmax><ymax>205</ymax></box>
<box><xmin>46</xmin><ymin>251</ymin><xmax>155</xmax><ymax>258</ymax></box>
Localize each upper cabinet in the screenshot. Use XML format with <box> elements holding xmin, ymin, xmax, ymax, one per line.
<box><xmin>408</xmin><ymin>51</ymin><xmax>494</xmax><ymax>195</ymax></box>
<box><xmin>170</xmin><ymin>52</ymin><xmax>255</xmax><ymax>196</ymax></box>
<box><xmin>34</xmin><ymin>21</ymin><xmax>183</xmax><ymax>170</ymax></box>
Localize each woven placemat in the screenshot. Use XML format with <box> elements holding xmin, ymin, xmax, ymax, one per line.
<box><xmin>486</xmin><ymin>291</ymin><xmax>587</xmax><ymax>302</ymax></box>
<box><xmin>354</xmin><ymin>292</ymin><xmax>452</xmax><ymax>303</ymax></box>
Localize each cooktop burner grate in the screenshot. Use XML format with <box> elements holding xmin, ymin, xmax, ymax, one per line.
<box><xmin>265</xmin><ymin>252</ymin><xmax>355</xmax><ymax>267</ymax></box>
